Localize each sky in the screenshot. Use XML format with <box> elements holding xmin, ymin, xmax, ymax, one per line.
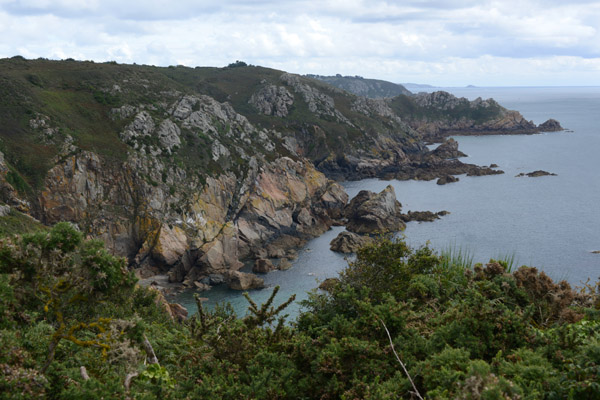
<box><xmin>1</xmin><ymin>0</ymin><xmax>599</xmax><ymax>86</ymax></box>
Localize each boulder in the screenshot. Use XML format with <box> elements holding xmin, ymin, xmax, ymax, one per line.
<box><xmin>330</xmin><ymin>231</ymin><xmax>374</xmax><ymax>253</ymax></box>
<box><xmin>345</xmin><ymin>185</ymin><xmax>405</xmax><ymax>234</ymax></box>
<box><xmin>278</xmin><ymin>258</ymin><xmax>292</xmax><ymax>270</ymax></box>
<box><xmin>226</xmin><ymin>271</ymin><xmax>265</xmax><ymax>291</ymax></box>
<box><xmin>253</xmin><ymin>258</ymin><xmax>275</xmax><ymax>274</ymax></box>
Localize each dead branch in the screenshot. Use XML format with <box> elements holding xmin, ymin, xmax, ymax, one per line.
<box><xmin>377</xmin><ymin>317</ymin><xmax>424</xmax><ymax>400</ymax></box>
<box><xmin>124</xmin><ymin>372</ymin><xmax>139</xmax><ymax>391</ymax></box>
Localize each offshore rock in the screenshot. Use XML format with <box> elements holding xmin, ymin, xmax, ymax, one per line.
<box><xmin>538</xmin><ymin>119</ymin><xmax>563</xmax><ymax>132</ymax></box>
<box><xmin>437</xmin><ymin>175</ymin><xmax>459</xmax><ymax>185</ymax></box>
<box><xmin>330</xmin><ymin>231</ymin><xmax>374</xmax><ymax>253</ymax></box>
<box><xmin>345</xmin><ymin>185</ymin><xmax>405</xmax><ymax>234</ymax></box>
<box><xmin>515</xmin><ymin>170</ymin><xmax>557</xmax><ymax>178</ymax></box>
<box><xmin>402</xmin><ymin>210</ymin><xmax>450</xmax><ymax>222</ymax></box>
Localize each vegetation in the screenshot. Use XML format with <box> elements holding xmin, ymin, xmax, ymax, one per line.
<box><xmin>1</xmin><ymin>226</ymin><xmax>598</xmax><ymax>399</ymax></box>
<box><xmin>307</xmin><ymin>74</ymin><xmax>412</xmax><ymax>98</ymax></box>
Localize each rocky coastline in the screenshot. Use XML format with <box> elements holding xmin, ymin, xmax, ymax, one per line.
<box><xmin>0</xmin><ymin>58</ymin><xmax>565</xmax><ymax>299</ymax></box>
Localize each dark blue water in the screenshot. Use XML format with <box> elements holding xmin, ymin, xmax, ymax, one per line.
<box><xmin>175</xmin><ymin>86</ymin><xmax>600</xmax><ymax>318</ymax></box>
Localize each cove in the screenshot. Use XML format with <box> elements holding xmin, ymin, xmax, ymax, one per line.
<box><xmin>172</xmin><ymin>86</ymin><xmax>600</xmax><ymax>319</ymax></box>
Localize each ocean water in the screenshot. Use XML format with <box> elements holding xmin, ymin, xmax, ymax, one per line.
<box><xmin>174</xmin><ymin>86</ymin><xmax>600</xmax><ymax>318</ymax></box>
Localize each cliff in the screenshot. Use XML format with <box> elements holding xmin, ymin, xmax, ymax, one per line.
<box><xmin>0</xmin><ymin>57</ymin><xmax>561</xmax><ymax>286</ymax></box>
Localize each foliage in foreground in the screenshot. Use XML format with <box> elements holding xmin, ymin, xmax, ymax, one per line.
<box><xmin>1</xmin><ymin>227</ymin><xmax>599</xmax><ymax>399</ymax></box>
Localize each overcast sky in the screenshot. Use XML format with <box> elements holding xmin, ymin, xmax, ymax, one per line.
<box><xmin>1</xmin><ymin>0</ymin><xmax>599</xmax><ymax>86</ymax></box>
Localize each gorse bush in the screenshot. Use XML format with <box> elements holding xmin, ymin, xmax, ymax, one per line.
<box><xmin>0</xmin><ymin>223</ymin><xmax>180</xmax><ymax>398</ymax></box>
<box><xmin>0</xmin><ymin>229</ymin><xmax>598</xmax><ymax>398</ymax></box>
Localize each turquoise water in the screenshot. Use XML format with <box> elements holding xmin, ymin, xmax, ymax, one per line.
<box><xmin>174</xmin><ymin>86</ymin><xmax>600</xmax><ymax>318</ymax></box>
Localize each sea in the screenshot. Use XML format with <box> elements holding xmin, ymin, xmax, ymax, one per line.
<box><xmin>173</xmin><ymin>86</ymin><xmax>600</xmax><ymax>319</ymax></box>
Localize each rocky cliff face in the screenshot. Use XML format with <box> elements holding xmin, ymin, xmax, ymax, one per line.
<box><xmin>32</xmin><ymin>91</ymin><xmax>347</xmax><ymax>288</ymax></box>
<box><xmin>0</xmin><ymin>58</ymin><xmax>562</xmax><ymax>287</ymax></box>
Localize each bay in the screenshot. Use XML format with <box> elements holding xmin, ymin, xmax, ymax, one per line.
<box><xmin>174</xmin><ymin>86</ymin><xmax>600</xmax><ymax>318</ymax></box>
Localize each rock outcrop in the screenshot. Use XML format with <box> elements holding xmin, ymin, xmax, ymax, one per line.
<box><xmin>249</xmin><ymin>84</ymin><xmax>294</xmax><ymax>117</ymax></box>
<box><xmin>280</xmin><ymin>73</ymin><xmax>353</xmax><ymax>125</ymax></box>
<box><xmin>330</xmin><ymin>231</ymin><xmax>374</xmax><ymax>253</ymax></box>
<box><xmin>345</xmin><ymin>185</ymin><xmax>405</xmax><ymax>234</ymax></box>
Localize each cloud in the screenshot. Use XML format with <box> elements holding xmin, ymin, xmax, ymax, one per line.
<box><xmin>1</xmin><ymin>0</ymin><xmax>599</xmax><ymax>85</ymax></box>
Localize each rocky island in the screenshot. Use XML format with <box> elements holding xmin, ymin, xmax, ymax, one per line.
<box><xmin>0</xmin><ymin>57</ymin><xmax>563</xmax><ymax>295</ymax></box>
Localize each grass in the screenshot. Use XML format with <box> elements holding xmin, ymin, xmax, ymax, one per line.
<box><xmin>0</xmin><ymin>208</ymin><xmax>46</xmax><ymax>237</ymax></box>
<box><xmin>439</xmin><ymin>244</ymin><xmax>475</xmax><ymax>270</ymax></box>
<box><xmin>494</xmin><ymin>252</ymin><xmax>517</xmax><ymax>273</ymax></box>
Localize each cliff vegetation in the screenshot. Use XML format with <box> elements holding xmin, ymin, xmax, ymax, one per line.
<box><xmin>1</xmin><ymin>224</ymin><xmax>598</xmax><ymax>398</ymax></box>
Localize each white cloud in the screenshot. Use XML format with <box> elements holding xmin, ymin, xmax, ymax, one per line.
<box><xmin>0</xmin><ymin>0</ymin><xmax>599</xmax><ymax>85</ymax></box>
